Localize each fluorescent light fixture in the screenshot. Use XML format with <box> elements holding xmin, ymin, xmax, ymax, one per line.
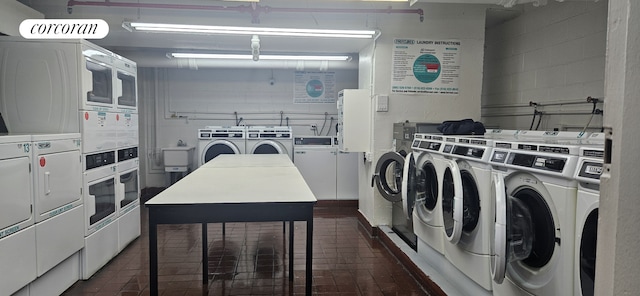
<box><xmin>124</xmin><ymin>22</ymin><xmax>377</xmax><ymax>39</ymax></box>
<box><xmin>170</xmin><ymin>53</ymin><xmax>351</xmax><ymax>61</ymax></box>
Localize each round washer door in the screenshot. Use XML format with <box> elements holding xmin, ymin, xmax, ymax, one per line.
<box><xmin>373</xmin><ymin>151</ymin><xmax>404</xmax><ymax>202</ymax></box>
<box><xmin>250</xmin><ymin>140</ymin><xmax>287</xmax><ymax>155</ymax></box>
<box><xmin>579</xmin><ymin>209</ymin><xmax>598</xmax><ymax>296</ymax></box>
<box><xmin>491</xmin><ymin>172</ymin><xmax>508</xmax><ymax>283</ymax></box>
<box><xmin>441</xmin><ymin>159</ymin><xmax>463</xmax><ymax>244</ymax></box>
<box><xmin>401</xmin><ymin>153</ymin><xmax>416</xmax><ymax>219</ymax></box>
<box><xmin>202</xmin><ymin>140</ymin><xmax>241</xmax><ymax>164</ymax></box>
<box><xmin>413</xmin><ymin>154</ymin><xmax>439</xmax><ymax>225</ymax></box>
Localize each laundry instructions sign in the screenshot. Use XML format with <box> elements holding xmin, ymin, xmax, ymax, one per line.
<box><xmin>392</xmin><ymin>38</ymin><xmax>460</xmax><ymax>95</ymax></box>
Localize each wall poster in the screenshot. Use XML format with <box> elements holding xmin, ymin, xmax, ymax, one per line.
<box><xmin>391</xmin><ymin>38</ymin><xmax>461</xmax><ymax>95</ymax></box>
<box><xmin>294</xmin><ymin>71</ymin><xmax>336</xmax><ymax>103</ymax></box>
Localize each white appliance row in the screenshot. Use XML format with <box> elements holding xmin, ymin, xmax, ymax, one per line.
<box><xmin>0</xmin><ymin>38</ymin><xmax>138</xmax><ymax>136</ymax></box>
<box><xmin>373</xmin><ymin>130</ymin><xmax>604</xmax><ymax>296</ymax></box>
<box><xmin>292</xmin><ymin>136</ymin><xmax>358</xmax><ymax>201</ymax></box>
<box><xmin>197</xmin><ymin>126</ymin><xmax>293</xmax><ymax>166</ymax></box>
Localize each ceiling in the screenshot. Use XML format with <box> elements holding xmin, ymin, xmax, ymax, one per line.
<box><xmin>16</xmin><ymin>0</ymin><xmax>525</xmax><ymax>68</ymax></box>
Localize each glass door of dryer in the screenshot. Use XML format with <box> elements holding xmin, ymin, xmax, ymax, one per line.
<box><xmin>83</xmin><ymin>58</ymin><xmax>113</xmax><ymax>108</ymax></box>
<box><xmin>114</xmin><ymin>57</ymin><xmax>137</xmax><ymax>111</ymax></box>
<box><xmin>118</xmin><ymin>167</ymin><xmax>139</xmax><ymax>214</ymax></box>
<box><xmin>85</xmin><ymin>171</ymin><xmax>116</xmax><ymax>234</ymax></box>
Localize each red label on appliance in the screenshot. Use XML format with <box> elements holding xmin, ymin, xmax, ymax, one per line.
<box><xmin>39</xmin><ymin>157</ymin><xmax>46</xmax><ymax>167</ymax></box>
<box><xmin>116</xmin><ymin>114</ymin><xmax>120</xmax><ymax>121</ymax></box>
<box><xmin>84</xmin><ymin>112</ymin><xmax>89</xmax><ymax>120</ymax></box>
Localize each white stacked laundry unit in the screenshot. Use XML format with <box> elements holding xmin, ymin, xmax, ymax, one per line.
<box><xmin>0</xmin><ymin>38</ymin><xmax>139</xmax><ymax>282</ymax></box>
<box><xmin>114</xmin><ymin>54</ymin><xmax>141</xmax><ymax>252</ymax></box>
<box><xmin>28</xmin><ymin>133</ymin><xmax>85</xmax><ymax>295</ymax></box>
<box><xmin>0</xmin><ymin>135</ymin><xmax>36</xmax><ymax>295</ymax></box>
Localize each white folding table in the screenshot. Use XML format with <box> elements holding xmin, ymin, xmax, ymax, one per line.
<box><xmin>146</xmin><ymin>155</ymin><xmax>316</xmax><ymax>296</ymax></box>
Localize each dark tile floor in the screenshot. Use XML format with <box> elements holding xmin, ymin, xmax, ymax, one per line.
<box><xmin>62</xmin><ymin>205</ymin><xmax>429</xmax><ymax>296</ymax></box>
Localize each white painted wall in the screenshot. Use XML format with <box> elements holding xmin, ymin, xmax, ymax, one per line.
<box><xmin>139</xmin><ymin>67</ymin><xmax>358</xmax><ymax>188</ymax></box>
<box><xmin>359</xmin><ymin>4</ymin><xmax>487</xmax><ymax>226</ymax></box>
<box><xmin>482</xmin><ymin>0</ymin><xmax>607</xmax><ymax>131</ymax></box>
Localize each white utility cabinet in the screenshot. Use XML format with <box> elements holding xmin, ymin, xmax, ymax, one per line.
<box><xmin>337</xmin><ymin>89</ymin><xmax>371</xmax><ymax>153</ymax></box>
<box><xmin>336</xmin><ymin>150</ymin><xmax>359</xmax><ymax>200</ymax></box>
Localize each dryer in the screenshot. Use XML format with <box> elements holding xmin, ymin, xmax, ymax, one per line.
<box><xmin>31</xmin><ymin>133</ymin><xmax>84</xmax><ymax>277</ymax></box>
<box><xmin>489</xmin><ymin>138</ymin><xmax>580</xmax><ymax>296</ymax></box>
<box><xmin>573</xmin><ymin>133</ymin><xmax>605</xmax><ymax>296</ymax></box>
<box><xmin>246</xmin><ymin>126</ymin><xmax>293</xmax><ymax>160</ymax></box>
<box><xmin>408</xmin><ymin>133</ymin><xmax>448</xmax><ymax>255</ymax></box>
<box><xmin>198</xmin><ymin>126</ymin><xmax>246</xmax><ymax>166</ymax></box>
<box><xmin>438</xmin><ymin>135</ymin><xmax>495</xmax><ymax>291</ymax></box>
<box><xmin>0</xmin><ymin>134</ymin><xmax>37</xmax><ymax>295</ymax></box>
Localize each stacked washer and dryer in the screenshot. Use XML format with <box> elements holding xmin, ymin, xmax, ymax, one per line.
<box><xmin>0</xmin><ymin>38</ymin><xmax>140</xmax><ymax>293</ymax></box>
<box><xmin>197</xmin><ymin>126</ymin><xmax>293</xmax><ymax>167</ymax></box>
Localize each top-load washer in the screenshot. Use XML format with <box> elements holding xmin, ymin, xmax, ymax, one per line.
<box><xmin>438</xmin><ymin>135</ymin><xmax>495</xmax><ymax>291</ymax></box>
<box><xmin>489</xmin><ymin>138</ymin><xmax>581</xmax><ymax>296</ymax></box>
<box><xmin>246</xmin><ymin>126</ymin><xmax>293</xmax><ymax>160</ymax></box>
<box><xmin>408</xmin><ymin>133</ymin><xmax>448</xmax><ymax>255</ymax></box>
<box><xmin>198</xmin><ymin>126</ymin><xmax>246</xmax><ymax>167</ymax></box>
<box><xmin>573</xmin><ymin>133</ymin><xmax>605</xmax><ymax>296</ymax></box>
<box><xmin>0</xmin><ymin>134</ymin><xmax>37</xmax><ymax>295</ymax></box>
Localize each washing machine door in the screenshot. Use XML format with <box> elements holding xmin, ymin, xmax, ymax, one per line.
<box><xmin>401</xmin><ymin>153</ymin><xmax>416</xmax><ymax>219</ymax></box>
<box><xmin>491</xmin><ymin>172</ymin><xmax>536</xmax><ymax>284</ymax></box>
<box><xmin>250</xmin><ymin>140</ymin><xmax>286</xmax><ymax>155</ymax></box>
<box><xmin>202</xmin><ymin>140</ymin><xmax>241</xmax><ymax>164</ymax></box>
<box><xmin>491</xmin><ymin>172</ymin><xmax>509</xmax><ymax>283</ymax></box>
<box><xmin>441</xmin><ymin>159</ymin><xmax>463</xmax><ymax>244</ymax></box>
<box><xmin>579</xmin><ymin>209</ymin><xmax>598</xmax><ymax>296</ymax></box>
<box><xmin>373</xmin><ymin>151</ymin><xmax>404</xmax><ymax>202</ymax></box>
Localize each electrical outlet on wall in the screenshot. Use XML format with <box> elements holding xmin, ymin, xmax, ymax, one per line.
<box><xmin>310</xmin><ymin>124</ymin><xmax>317</xmax><ymax>130</ymax></box>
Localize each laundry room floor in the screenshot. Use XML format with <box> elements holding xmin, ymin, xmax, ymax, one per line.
<box><xmin>61</xmin><ymin>197</ymin><xmax>429</xmax><ymax>296</ymax></box>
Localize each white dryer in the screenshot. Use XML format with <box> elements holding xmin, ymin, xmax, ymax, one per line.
<box><xmin>198</xmin><ymin>126</ymin><xmax>246</xmax><ymax>167</ymax></box>
<box><xmin>31</xmin><ymin>133</ymin><xmax>85</xmax><ymax>277</ymax></box>
<box><xmin>438</xmin><ymin>135</ymin><xmax>495</xmax><ymax>291</ymax></box>
<box><xmin>409</xmin><ymin>133</ymin><xmax>448</xmax><ymax>255</ymax></box>
<box><xmin>246</xmin><ymin>126</ymin><xmax>294</xmax><ymax>160</ymax></box>
<box><xmin>81</xmin><ymin>153</ymin><xmax>119</xmax><ymax>279</ymax></box>
<box><xmin>116</xmin><ymin>158</ymin><xmax>140</xmax><ymax>252</ymax></box>
<box><xmin>489</xmin><ymin>139</ymin><xmax>580</xmax><ymax>296</ymax></box>
<box><xmin>0</xmin><ymin>134</ymin><xmax>37</xmax><ymax>295</ymax></box>
<box><xmin>573</xmin><ymin>133</ymin><xmax>605</xmax><ymax>296</ymax></box>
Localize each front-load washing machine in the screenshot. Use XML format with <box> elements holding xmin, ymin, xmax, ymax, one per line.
<box><xmin>438</xmin><ymin>135</ymin><xmax>495</xmax><ymax>291</ymax></box>
<box><xmin>489</xmin><ymin>138</ymin><xmax>580</xmax><ymax>296</ymax></box>
<box><xmin>573</xmin><ymin>133</ymin><xmax>605</xmax><ymax>296</ymax></box>
<box><xmin>0</xmin><ymin>134</ymin><xmax>37</xmax><ymax>295</ymax></box>
<box><xmin>198</xmin><ymin>126</ymin><xmax>246</xmax><ymax>166</ymax></box>
<box><xmin>409</xmin><ymin>133</ymin><xmax>448</xmax><ymax>255</ymax></box>
<box><xmin>246</xmin><ymin>126</ymin><xmax>293</xmax><ymax>160</ymax></box>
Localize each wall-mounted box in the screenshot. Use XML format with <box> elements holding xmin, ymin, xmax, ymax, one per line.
<box><xmin>337</xmin><ymin>89</ymin><xmax>371</xmax><ymax>153</ymax></box>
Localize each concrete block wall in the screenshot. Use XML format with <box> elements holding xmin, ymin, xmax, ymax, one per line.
<box><xmin>482</xmin><ymin>0</ymin><xmax>608</xmax><ymax>131</ymax></box>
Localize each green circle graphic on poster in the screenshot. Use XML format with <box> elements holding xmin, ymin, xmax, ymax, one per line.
<box><xmin>413</xmin><ymin>54</ymin><xmax>441</xmax><ymax>83</ymax></box>
<box><xmin>306</xmin><ymin>79</ymin><xmax>324</xmax><ymax>98</ymax></box>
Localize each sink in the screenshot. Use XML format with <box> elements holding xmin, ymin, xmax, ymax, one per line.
<box><xmin>162</xmin><ymin>146</ymin><xmax>195</xmax><ymax>172</ymax></box>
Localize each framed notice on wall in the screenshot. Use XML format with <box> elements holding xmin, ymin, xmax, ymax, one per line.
<box><xmin>294</xmin><ymin>71</ymin><xmax>337</xmax><ymax>103</ymax></box>
<box><xmin>391</xmin><ymin>38</ymin><xmax>461</xmax><ymax>95</ymax></box>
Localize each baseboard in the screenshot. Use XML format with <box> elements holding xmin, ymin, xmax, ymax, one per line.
<box><xmin>314</xmin><ymin>199</ymin><xmax>358</xmax><ymax>208</ymax></box>
<box><xmin>356</xmin><ymin>211</ymin><xmax>445</xmax><ymax>296</ymax></box>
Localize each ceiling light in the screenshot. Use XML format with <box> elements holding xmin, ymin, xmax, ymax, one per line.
<box><xmin>123</xmin><ymin>22</ymin><xmax>377</xmax><ymax>39</ymax></box>
<box><xmin>170</xmin><ymin>53</ymin><xmax>352</xmax><ymax>61</ymax></box>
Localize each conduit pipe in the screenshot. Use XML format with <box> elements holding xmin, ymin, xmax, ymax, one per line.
<box><xmin>66</xmin><ymin>0</ymin><xmax>425</xmax><ymax>23</ymax></box>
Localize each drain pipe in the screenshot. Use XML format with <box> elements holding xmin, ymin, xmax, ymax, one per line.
<box><xmin>66</xmin><ymin>0</ymin><xmax>424</xmax><ymax>23</ymax></box>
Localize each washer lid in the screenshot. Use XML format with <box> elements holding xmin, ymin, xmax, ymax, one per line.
<box><xmin>373</xmin><ymin>151</ymin><xmax>404</xmax><ymax>203</ymax></box>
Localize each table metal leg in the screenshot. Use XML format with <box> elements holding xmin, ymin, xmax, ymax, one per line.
<box><xmin>306</xmin><ymin>217</ymin><xmax>313</xmax><ymax>296</ymax></box>
<box><xmin>202</xmin><ymin>223</ymin><xmax>208</xmax><ymax>285</ymax></box>
<box><xmin>289</xmin><ymin>220</ymin><xmax>294</xmax><ymax>282</ymax></box>
<box><xmin>149</xmin><ymin>215</ymin><xmax>158</xmax><ymax>296</ymax></box>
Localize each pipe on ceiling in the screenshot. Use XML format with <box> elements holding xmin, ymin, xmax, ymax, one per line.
<box><xmin>66</xmin><ymin>0</ymin><xmax>425</xmax><ymax>23</ymax></box>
